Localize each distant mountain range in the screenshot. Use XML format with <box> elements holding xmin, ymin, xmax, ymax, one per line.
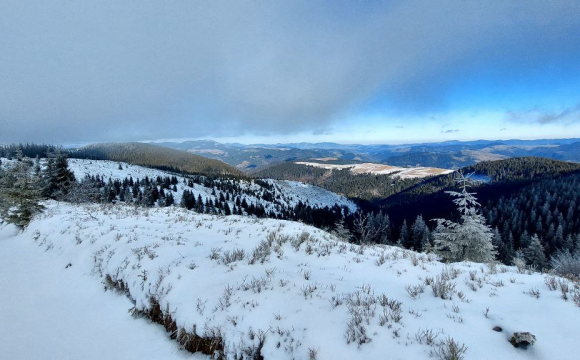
<box><xmin>155</xmin><ymin>138</ymin><xmax>580</xmax><ymax>171</ymax></box>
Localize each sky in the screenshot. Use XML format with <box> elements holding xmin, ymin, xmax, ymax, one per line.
<box><xmin>1</xmin><ymin>0</ymin><xmax>580</xmax><ymax>145</ymax></box>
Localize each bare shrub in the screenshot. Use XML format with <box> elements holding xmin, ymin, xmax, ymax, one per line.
<box><xmin>222</xmin><ymin>248</ymin><xmax>246</xmax><ymax>265</ymax></box>
<box><xmin>291</xmin><ymin>231</ymin><xmax>312</xmax><ymax>251</ymax></box>
<box><xmin>415</xmin><ymin>328</ymin><xmax>441</xmax><ymax>345</ymax></box>
<box><xmin>249</xmin><ymin>239</ymin><xmax>271</xmax><ymax>265</ymax></box>
<box><xmin>544</xmin><ymin>275</ymin><xmax>558</xmax><ymax>291</ymax></box>
<box><xmin>308</xmin><ymin>348</ymin><xmax>318</xmax><ymax>360</ymax></box>
<box><xmin>405</xmin><ymin>283</ymin><xmax>426</xmax><ymax>299</ymax></box>
<box><xmin>344</xmin><ymin>307</ymin><xmax>371</xmax><ymax>346</ymax></box>
<box><xmin>430</xmin><ymin>337</ymin><xmax>468</xmax><ymax>360</ymax></box>
<box><xmin>559</xmin><ymin>281</ymin><xmax>569</xmax><ymax>301</ymax></box>
<box><xmin>431</xmin><ymin>275</ymin><xmax>456</xmax><ymax>300</ymax></box>
<box><xmin>573</xmin><ymin>288</ymin><xmax>580</xmax><ymax>307</ymax></box>
<box><xmin>208</xmin><ymin>247</ymin><xmax>222</xmax><ymax>261</ymax></box>
<box><xmin>300</xmin><ymin>284</ymin><xmax>317</xmax><ymax>299</ymax></box>
<box><xmin>375</xmin><ymin>252</ymin><xmax>387</xmax><ymax>266</ymax></box>
<box><xmin>524</xmin><ymin>287</ymin><xmax>541</xmax><ymax>299</ymax></box>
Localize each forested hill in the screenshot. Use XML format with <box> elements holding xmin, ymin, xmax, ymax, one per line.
<box><xmin>383</xmin><ymin>152</ymin><xmax>471</xmax><ymax>169</ymax></box>
<box><xmin>72</xmin><ymin>142</ymin><xmax>244</xmax><ymax>177</ymax></box>
<box><xmin>253</xmin><ymin>162</ymin><xmax>423</xmax><ymax>201</ymax></box>
<box><xmin>383</xmin><ymin>157</ymin><xmax>580</xmax><ymax>207</ymax></box>
<box><xmin>381</xmin><ymin>157</ymin><xmax>580</xmax><ymax>264</ymax></box>
<box><xmin>462</xmin><ymin>156</ymin><xmax>580</xmax><ymax>181</ymax></box>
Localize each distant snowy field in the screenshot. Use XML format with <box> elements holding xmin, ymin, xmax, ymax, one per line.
<box><xmin>67</xmin><ymin>158</ymin><xmax>357</xmax><ymax>213</ymax></box>
<box><xmin>295</xmin><ymin>161</ymin><xmax>453</xmax><ymax>179</ymax></box>
<box><xmin>1</xmin><ymin>202</ymin><xmax>579</xmax><ymax>359</ymax></box>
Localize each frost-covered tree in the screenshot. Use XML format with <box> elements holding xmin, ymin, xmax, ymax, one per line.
<box><xmin>411</xmin><ymin>215</ymin><xmax>430</xmax><ymax>252</ymax></box>
<box><xmin>332</xmin><ymin>218</ymin><xmax>352</xmax><ymax>242</ymax></box>
<box><xmin>42</xmin><ymin>147</ymin><xmax>75</xmax><ymax>199</ymax></box>
<box><xmin>432</xmin><ymin>172</ymin><xmax>496</xmax><ymax>263</ymax></box>
<box><xmin>524</xmin><ymin>234</ymin><xmax>547</xmax><ymax>269</ymax></box>
<box><xmin>397</xmin><ymin>219</ymin><xmax>410</xmax><ymax>248</ymax></box>
<box><xmin>0</xmin><ymin>149</ymin><xmax>44</xmax><ymax>228</ymax></box>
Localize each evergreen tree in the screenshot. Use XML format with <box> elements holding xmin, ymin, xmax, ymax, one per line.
<box><xmin>411</xmin><ymin>215</ymin><xmax>428</xmax><ymax>251</ymax></box>
<box><xmin>433</xmin><ymin>172</ymin><xmax>496</xmax><ymax>263</ymax></box>
<box><xmin>43</xmin><ymin>148</ymin><xmax>75</xmax><ymax>199</ymax></box>
<box><xmin>0</xmin><ymin>150</ymin><xmax>44</xmax><ymax>228</ymax></box>
<box><xmin>492</xmin><ymin>227</ymin><xmax>510</xmax><ymax>263</ymax></box>
<box><xmin>524</xmin><ymin>234</ymin><xmax>547</xmax><ymax>269</ymax></box>
<box><xmin>398</xmin><ymin>219</ymin><xmax>409</xmax><ymax>248</ymax></box>
<box><xmin>332</xmin><ymin>218</ymin><xmax>352</xmax><ymax>242</ymax></box>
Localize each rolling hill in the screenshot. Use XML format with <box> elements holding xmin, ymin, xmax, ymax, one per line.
<box><xmin>71</xmin><ymin>142</ymin><xmax>244</xmax><ymax>177</ymax></box>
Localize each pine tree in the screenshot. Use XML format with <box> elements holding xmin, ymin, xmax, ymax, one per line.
<box><xmin>43</xmin><ymin>148</ymin><xmax>75</xmax><ymax>199</ymax></box>
<box><xmin>0</xmin><ymin>150</ymin><xmax>44</xmax><ymax>228</ymax></box>
<box><xmin>433</xmin><ymin>172</ymin><xmax>497</xmax><ymax>263</ymax></box>
<box><xmin>524</xmin><ymin>234</ymin><xmax>547</xmax><ymax>269</ymax></box>
<box><xmin>411</xmin><ymin>215</ymin><xmax>428</xmax><ymax>251</ymax></box>
<box><xmin>332</xmin><ymin>218</ymin><xmax>352</xmax><ymax>242</ymax></box>
<box><xmin>398</xmin><ymin>219</ymin><xmax>409</xmax><ymax>248</ymax></box>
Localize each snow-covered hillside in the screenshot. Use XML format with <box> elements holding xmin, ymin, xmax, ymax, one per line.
<box><xmin>2</xmin><ymin>202</ymin><xmax>579</xmax><ymax>359</ymax></box>
<box><xmin>295</xmin><ymin>161</ymin><xmax>453</xmax><ymax>179</ymax></box>
<box><xmin>0</xmin><ymin>224</ymin><xmax>194</xmax><ymax>360</ymax></box>
<box><xmin>67</xmin><ymin>158</ymin><xmax>357</xmax><ymax>213</ymax></box>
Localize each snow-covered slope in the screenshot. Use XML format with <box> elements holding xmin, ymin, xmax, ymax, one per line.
<box><xmin>295</xmin><ymin>161</ymin><xmax>453</xmax><ymax>179</ymax></box>
<box><xmin>3</xmin><ymin>202</ymin><xmax>579</xmax><ymax>359</ymax></box>
<box><xmin>67</xmin><ymin>158</ymin><xmax>357</xmax><ymax>213</ymax></box>
<box><xmin>0</xmin><ymin>223</ymin><xmax>195</xmax><ymax>360</ymax></box>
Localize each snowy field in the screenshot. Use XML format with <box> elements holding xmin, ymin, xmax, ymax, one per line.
<box><xmin>295</xmin><ymin>162</ymin><xmax>453</xmax><ymax>179</ymax></box>
<box><xmin>1</xmin><ymin>202</ymin><xmax>579</xmax><ymax>359</ymax></box>
<box><xmin>67</xmin><ymin>158</ymin><xmax>357</xmax><ymax>213</ymax></box>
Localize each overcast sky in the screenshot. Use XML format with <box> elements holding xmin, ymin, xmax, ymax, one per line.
<box><xmin>1</xmin><ymin>0</ymin><xmax>580</xmax><ymax>145</ymax></box>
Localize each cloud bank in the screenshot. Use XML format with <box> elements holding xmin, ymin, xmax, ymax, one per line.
<box><xmin>1</xmin><ymin>0</ymin><xmax>579</xmax><ymax>143</ymax></box>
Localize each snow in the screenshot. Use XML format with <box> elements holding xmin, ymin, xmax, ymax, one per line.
<box><xmin>295</xmin><ymin>161</ymin><xmax>454</xmax><ymax>179</ymax></box>
<box><xmin>0</xmin><ymin>223</ymin><xmax>196</xmax><ymax>360</ymax></box>
<box><xmin>2</xmin><ymin>202</ymin><xmax>579</xmax><ymax>359</ymax></box>
<box><xmin>66</xmin><ymin>158</ymin><xmax>357</xmax><ymax>213</ymax></box>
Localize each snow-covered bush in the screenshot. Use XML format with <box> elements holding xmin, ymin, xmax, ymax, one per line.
<box><xmin>551</xmin><ymin>250</ymin><xmax>580</xmax><ymax>277</ymax></box>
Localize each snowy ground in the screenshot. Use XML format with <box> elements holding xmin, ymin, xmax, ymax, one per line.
<box><xmin>295</xmin><ymin>161</ymin><xmax>453</xmax><ymax>179</ymax></box>
<box><xmin>1</xmin><ymin>202</ymin><xmax>579</xmax><ymax>359</ymax></box>
<box><xmin>0</xmin><ymin>223</ymin><xmax>197</xmax><ymax>360</ymax></box>
<box><xmin>67</xmin><ymin>158</ymin><xmax>357</xmax><ymax>213</ymax></box>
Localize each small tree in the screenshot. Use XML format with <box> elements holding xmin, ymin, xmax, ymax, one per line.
<box><xmin>432</xmin><ymin>172</ymin><xmax>496</xmax><ymax>263</ymax></box>
<box><xmin>411</xmin><ymin>215</ymin><xmax>430</xmax><ymax>252</ymax></box>
<box><xmin>43</xmin><ymin>147</ymin><xmax>75</xmax><ymax>199</ymax></box>
<box><xmin>332</xmin><ymin>218</ymin><xmax>351</xmax><ymax>242</ymax></box>
<box><xmin>524</xmin><ymin>234</ymin><xmax>547</xmax><ymax>269</ymax></box>
<box><xmin>397</xmin><ymin>219</ymin><xmax>410</xmax><ymax>248</ymax></box>
<box><xmin>0</xmin><ymin>150</ymin><xmax>44</xmax><ymax>228</ymax></box>
<box><xmin>354</xmin><ymin>211</ymin><xmax>388</xmax><ymax>244</ymax></box>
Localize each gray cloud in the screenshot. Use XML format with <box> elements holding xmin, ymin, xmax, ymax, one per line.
<box><xmin>507</xmin><ymin>105</ymin><xmax>580</xmax><ymax>125</ymax></box>
<box><xmin>442</xmin><ymin>129</ymin><xmax>459</xmax><ymax>134</ymax></box>
<box><xmin>1</xmin><ymin>1</ymin><xmax>579</xmax><ymax>143</ymax></box>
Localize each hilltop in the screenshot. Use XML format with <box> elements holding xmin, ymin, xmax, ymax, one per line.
<box><xmin>72</xmin><ymin>142</ymin><xmax>244</xmax><ymax>177</ymax></box>
<box><xmin>1</xmin><ymin>202</ymin><xmax>579</xmax><ymax>359</ymax></box>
